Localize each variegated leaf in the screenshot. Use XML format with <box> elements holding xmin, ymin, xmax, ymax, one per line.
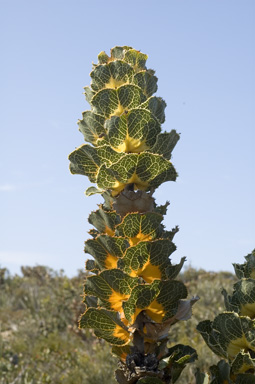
<box><xmin>197</xmin><ymin>312</ymin><xmax>255</xmax><ymax>360</ymax></box>
<box><xmin>222</xmin><ymin>278</ymin><xmax>255</xmax><ymax>318</ymax></box>
<box><xmin>79</xmin><ymin>308</ymin><xmax>130</xmax><ymax>346</ymax></box>
<box><xmin>85</xmin><ymin>235</ymin><xmax>129</xmax><ymax>270</ymax></box>
<box><xmin>88</xmin><ymin>206</ymin><xmax>121</xmax><ymax>236</ymax></box>
<box><xmin>84</xmin><ymin>269</ymin><xmax>138</xmax><ymax>312</ymax></box>
<box><xmin>115</xmin><ymin>212</ymin><xmax>164</xmax><ymax>244</ymax></box>
<box><xmin>117</xmin><ymin>239</ymin><xmax>176</xmax><ymax>283</ymax></box>
<box><xmin>123</xmin><ymin>280</ymin><xmax>187</xmax><ymax>324</ymax></box>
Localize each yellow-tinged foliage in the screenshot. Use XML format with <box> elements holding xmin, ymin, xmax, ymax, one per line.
<box><xmin>227</xmin><ymin>335</ymin><xmax>254</xmax><ymax>359</ymax></box>
<box><xmin>104</xmin><ymin>226</ymin><xmax>115</xmax><ymax>237</ymax></box>
<box><xmin>129</xmin><ymin>307</ymin><xmax>143</xmax><ymax>324</ymax></box>
<box><xmin>145</xmin><ymin>299</ymin><xmax>165</xmax><ymax>323</ymax></box>
<box><xmin>105</xmin><ymin>253</ymin><xmax>118</xmax><ymax>269</ymax></box>
<box><xmin>111</xmin><ymin>175</ymin><xmax>149</xmax><ymax>196</ymax></box>
<box><xmin>112</xmin><ymin>325</ymin><xmax>130</xmax><ymax>344</ymax></box>
<box><xmin>105</xmin><ymin>77</ymin><xmax>129</xmax><ymax>90</ymax></box>
<box><xmin>110</xmin><ymin>103</ymin><xmax>125</xmax><ymax>117</ymax></box>
<box><xmin>235</xmin><ymin>362</ymin><xmax>254</xmax><ymax>374</ymax></box>
<box><xmin>250</xmin><ymin>270</ymin><xmax>255</xmax><ymax>279</ymax></box>
<box><xmin>129</xmin><ymin>232</ymin><xmax>153</xmax><ymax>246</ymax></box>
<box><xmin>130</xmin><ymin>260</ymin><xmax>162</xmax><ymax>283</ymax></box>
<box><xmin>126</xmin><ymin>298</ymin><xmax>165</xmax><ymax>325</ymax></box>
<box><xmin>108</xmin><ymin>291</ymin><xmax>129</xmax><ymax>312</ymax></box>
<box><xmin>113</xmin><ymin>135</ymin><xmax>149</xmax><ymax>153</ymax></box>
<box><xmin>240</xmin><ymin>302</ymin><xmax>255</xmax><ymax>318</ymax></box>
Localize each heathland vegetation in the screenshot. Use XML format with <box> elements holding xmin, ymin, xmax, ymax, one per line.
<box><xmin>0</xmin><ymin>265</ymin><xmax>236</xmax><ymax>383</ymax></box>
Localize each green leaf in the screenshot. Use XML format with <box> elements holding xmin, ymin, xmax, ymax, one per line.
<box><xmin>209</xmin><ymin>360</ymin><xmax>232</xmax><ymax>384</ymax></box>
<box><xmin>166</xmin><ymin>256</ymin><xmax>186</xmax><ymax>280</ymax></box>
<box><xmin>84</xmin><ymin>86</ymin><xmax>95</xmax><ymax>104</ymax></box>
<box><xmin>85</xmin><ymin>235</ymin><xmax>129</xmax><ymax>270</ymax></box>
<box><xmin>97</xmin><ymin>152</ymin><xmax>177</xmax><ymax>196</ymax></box>
<box><xmin>69</xmin><ymin>144</ymin><xmax>101</xmax><ymax>182</ymax></box>
<box><xmin>88</xmin><ymin>206</ymin><xmax>121</xmax><ymax>235</ymax></box>
<box><xmin>111</xmin><ymin>345</ymin><xmax>131</xmax><ymax>361</ymax></box>
<box><xmin>162</xmin><ymin>344</ymin><xmax>197</xmax><ymax>383</ymax></box>
<box><xmin>110</xmin><ymin>46</ymin><xmax>127</xmax><ymax>60</ymax></box>
<box><xmin>123</xmin><ymin>280</ymin><xmax>187</xmax><ymax>324</ymax></box>
<box><xmin>117</xmin><ymin>239</ymin><xmax>176</xmax><ymax>283</ymax></box>
<box><xmin>91</xmin><ymin>88</ymin><xmax>119</xmax><ymax>117</ymax></box>
<box><xmin>100</xmin><ymin>190</ymin><xmax>115</xmax><ymax>210</ymax></box>
<box><xmin>88</xmin><ymin>228</ymin><xmax>99</xmax><ymax>238</ymax></box>
<box><xmin>90</xmin><ymin>60</ymin><xmax>134</xmax><ymax>92</ymax></box>
<box><xmin>78</xmin><ymin>111</ymin><xmax>106</xmax><ymax>145</ymax></box>
<box><xmin>197</xmin><ymin>319</ymin><xmax>228</xmax><ymax>359</ymax></box>
<box><xmin>85</xmin><ymin>186</ymin><xmax>103</xmax><ymax>196</ymax></box>
<box><xmin>123</xmin><ymin>49</ymin><xmax>148</xmax><ymax>71</ymax></box>
<box><xmin>69</xmin><ymin>144</ymin><xmax>122</xmax><ymax>182</ymax></box>
<box><xmin>97</xmin><ymin>46</ymin><xmax>133</xmax><ymax>64</ymax></box>
<box><xmin>97</xmin><ymin>145</ymin><xmax>123</xmax><ymax>167</ymax></box>
<box><xmin>84</xmin><ymin>269</ymin><xmax>138</xmax><ymax>312</ymax></box>
<box><xmin>151</xmin><ymin>280</ymin><xmax>188</xmax><ymax>321</ymax></box>
<box><xmin>97</xmin><ymin>50</ymin><xmax>109</xmax><ymax>64</ymax></box>
<box><xmin>232</xmin><ymin>351</ymin><xmax>255</xmax><ymax>375</ymax></box>
<box><xmin>222</xmin><ymin>278</ymin><xmax>255</xmax><ymax>317</ymax></box>
<box><xmin>106</xmin><ymin>109</ymin><xmax>161</xmax><ymax>153</ymax></box>
<box><xmin>140</xmin><ymin>96</ymin><xmax>166</xmax><ymax>124</ymax></box>
<box><xmin>84</xmin><ymin>295</ymin><xmax>98</xmax><ymax>308</ymax></box>
<box><xmin>123</xmin><ymin>281</ymin><xmax>160</xmax><ymax>323</ymax></box>
<box><xmin>118</xmin><ymin>85</ymin><xmax>147</xmax><ymax>111</ymax></box>
<box><xmin>133</xmin><ymin>296</ymin><xmax>197</xmax><ymax>342</ymax></box>
<box><xmin>116</xmin><ymin>212</ymin><xmax>164</xmax><ymax>243</ymax></box>
<box><xmin>233</xmin><ymin>250</ymin><xmax>255</xmax><ymax>279</ymax></box>
<box><xmin>154</xmin><ymin>201</ymin><xmax>170</xmax><ymax>216</ymax></box>
<box><xmin>111</xmin><ymin>46</ymin><xmax>133</xmax><ymax>60</ymax></box>
<box><xmin>134</xmin><ymin>69</ymin><xmax>158</xmax><ymax>98</ymax></box>
<box><xmin>85</xmin><ymin>259</ymin><xmax>99</xmax><ymax>273</ymax></box>
<box><xmin>197</xmin><ymin>312</ymin><xmax>255</xmax><ymax>360</ymax></box>
<box><xmin>79</xmin><ymin>308</ymin><xmax>130</xmax><ymax>346</ymax></box>
<box><xmin>91</xmin><ymin>84</ymin><xmax>146</xmax><ymax>118</ymax></box>
<box><xmin>148</xmin><ymin>130</ymin><xmax>180</xmax><ymax>160</ymax></box>
<box><xmin>162</xmin><ymin>226</ymin><xmax>180</xmax><ymax>242</ymax></box>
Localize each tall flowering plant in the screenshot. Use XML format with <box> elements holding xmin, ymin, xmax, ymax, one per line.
<box><xmin>69</xmin><ymin>46</ymin><xmax>198</xmax><ymax>384</ymax></box>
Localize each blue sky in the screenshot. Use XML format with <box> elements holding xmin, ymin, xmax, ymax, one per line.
<box><xmin>1</xmin><ymin>0</ymin><xmax>254</xmax><ymax>276</ymax></box>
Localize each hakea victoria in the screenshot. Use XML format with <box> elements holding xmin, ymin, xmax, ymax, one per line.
<box><xmin>69</xmin><ymin>46</ymin><xmax>198</xmax><ymax>384</ymax></box>
<box><xmin>196</xmin><ymin>250</ymin><xmax>255</xmax><ymax>384</ymax></box>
